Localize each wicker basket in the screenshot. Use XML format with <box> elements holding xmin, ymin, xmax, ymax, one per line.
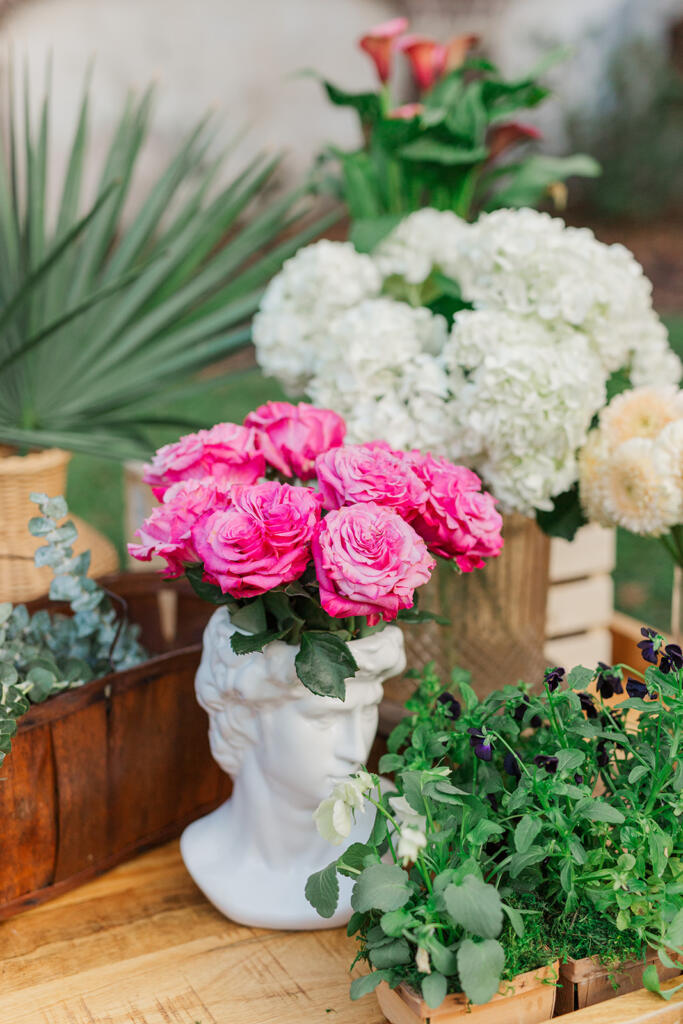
<box><xmin>384</xmin><ymin>514</ymin><xmax>551</xmax><ymax>714</ymax></box>
<box><xmin>0</xmin><ymin>448</ymin><xmax>119</xmax><ymax>603</ymax></box>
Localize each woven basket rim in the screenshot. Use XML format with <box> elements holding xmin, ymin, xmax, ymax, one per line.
<box><xmin>0</xmin><ymin>447</ymin><xmax>70</xmax><ymax>475</ymax></box>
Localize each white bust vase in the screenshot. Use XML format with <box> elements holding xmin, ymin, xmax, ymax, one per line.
<box><xmin>181</xmin><ymin>606</ymin><xmax>406</xmax><ymax>930</ymax></box>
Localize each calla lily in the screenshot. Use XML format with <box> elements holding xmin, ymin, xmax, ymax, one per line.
<box><xmin>444</xmin><ymin>33</ymin><xmax>479</xmax><ymax>72</ymax></box>
<box><xmin>487</xmin><ymin>121</ymin><xmax>543</xmax><ymax>160</ymax></box>
<box><xmin>387</xmin><ymin>102</ymin><xmax>424</xmax><ymax>120</ymax></box>
<box><xmin>397</xmin><ymin>35</ymin><xmax>447</xmax><ymax>92</ymax></box>
<box><xmin>359</xmin><ymin>17</ymin><xmax>410</xmax><ymax>84</ymax></box>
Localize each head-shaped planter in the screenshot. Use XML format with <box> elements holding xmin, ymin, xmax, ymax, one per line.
<box><xmin>181</xmin><ymin>606</ymin><xmax>406</xmax><ymax>929</ymax></box>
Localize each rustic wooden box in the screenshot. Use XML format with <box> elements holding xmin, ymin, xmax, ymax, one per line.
<box><xmin>555</xmin><ymin>952</ymin><xmax>681</xmax><ymax>1015</ymax></box>
<box><xmin>0</xmin><ymin>573</ymin><xmax>230</xmax><ymax>919</ymax></box>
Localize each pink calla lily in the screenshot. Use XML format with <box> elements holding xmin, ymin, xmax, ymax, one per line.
<box><xmin>397</xmin><ymin>35</ymin><xmax>447</xmax><ymax>92</ymax></box>
<box><xmin>358</xmin><ymin>17</ymin><xmax>410</xmax><ymax>84</ymax></box>
<box><xmin>444</xmin><ymin>33</ymin><xmax>479</xmax><ymax>72</ymax></box>
<box><xmin>387</xmin><ymin>102</ymin><xmax>424</xmax><ymax>120</ymax></box>
<box><xmin>487</xmin><ymin>121</ymin><xmax>542</xmax><ymax>160</ymax></box>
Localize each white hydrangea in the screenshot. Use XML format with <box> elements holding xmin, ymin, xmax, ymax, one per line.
<box><xmin>309</xmin><ymin>299</ymin><xmax>454</xmax><ymax>453</ymax></box>
<box><xmin>442</xmin><ymin>311</ymin><xmax>607</xmax><ymax>513</ymax></box>
<box><xmin>373</xmin><ymin>208</ymin><xmax>470</xmax><ymax>286</ymax></box>
<box><xmin>457</xmin><ymin>208</ymin><xmax>680</xmax><ymax>384</ymax></box>
<box><xmin>252</xmin><ymin>240</ymin><xmax>381</xmax><ymax>394</ymax></box>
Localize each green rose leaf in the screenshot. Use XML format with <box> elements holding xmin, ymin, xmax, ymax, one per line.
<box><xmin>295</xmin><ymin>631</ymin><xmax>358</xmax><ymax>700</ymax></box>
<box><xmin>349</xmin><ymin>971</ymin><xmax>389</xmax><ymax>1000</ymax></box>
<box><xmin>457</xmin><ymin>939</ymin><xmax>505</xmax><ymax>1005</ymax></box>
<box><xmin>422</xmin><ymin>972</ymin><xmax>448</xmax><ymax>1009</ymax></box>
<box><xmin>230</xmin><ymin>598</ymin><xmax>267</xmax><ymax>634</ymax></box>
<box><xmin>443</xmin><ymin>875</ymin><xmax>503</xmax><ymax>939</ymax></box>
<box><xmin>184</xmin><ymin>564</ymin><xmax>235</xmax><ymax>607</ymax></box>
<box><xmin>514</xmin><ymin>815</ymin><xmax>542</xmax><ymax>854</ymax></box>
<box><xmin>304</xmin><ymin>861</ymin><xmax>339</xmax><ymax>919</ymax></box>
<box><xmin>351</xmin><ymin>863</ymin><xmax>412</xmax><ymax>914</ymax></box>
<box><xmin>397</xmin><ymin>606</ymin><xmax>450</xmax><ymax>626</ymax></box>
<box><xmin>230</xmin><ymin>627</ymin><xmax>287</xmax><ymax>656</ymax></box>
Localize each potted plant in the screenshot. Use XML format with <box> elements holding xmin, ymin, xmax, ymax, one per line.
<box><xmin>248</xmin><ymin>21</ymin><xmax>680</xmax><ymax>693</ymax></box>
<box><xmin>307</xmin><ymin>647</ymin><xmax>683</xmax><ymax>1017</ymax></box>
<box><xmin>0</xmin><ymin>492</ymin><xmax>231</xmax><ymax>917</ymax></box>
<box><xmin>0</xmin><ymin>72</ymin><xmax>328</xmax><ymax>601</ymax></box>
<box><xmin>128</xmin><ymin>400</ymin><xmax>503</xmax><ymax>928</ymax></box>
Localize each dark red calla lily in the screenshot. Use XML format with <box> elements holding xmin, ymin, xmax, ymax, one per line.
<box><xmin>358</xmin><ymin>17</ymin><xmax>410</xmax><ymax>83</ymax></box>
<box><xmin>397</xmin><ymin>34</ymin><xmax>447</xmax><ymax>92</ymax></box>
<box><xmin>444</xmin><ymin>33</ymin><xmax>479</xmax><ymax>72</ymax></box>
<box><xmin>487</xmin><ymin>121</ymin><xmax>543</xmax><ymax>160</ymax></box>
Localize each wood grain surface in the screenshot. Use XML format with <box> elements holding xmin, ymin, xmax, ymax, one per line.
<box><xmin>2</xmin><ymin>840</ymin><xmax>681</xmax><ymax>1024</ymax></box>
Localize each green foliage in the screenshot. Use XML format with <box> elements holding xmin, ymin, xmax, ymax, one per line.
<box><xmin>312</xmin><ymin>56</ymin><xmax>598</xmax><ymax>230</ymax></box>
<box><xmin>311</xmin><ymin>646</ymin><xmax>683</xmax><ymax>1009</ymax></box>
<box><xmin>0</xmin><ymin>493</ymin><xmax>147</xmax><ymax>764</ymax></box>
<box><xmin>0</xmin><ymin>72</ymin><xmax>331</xmax><ymax>460</ymax></box>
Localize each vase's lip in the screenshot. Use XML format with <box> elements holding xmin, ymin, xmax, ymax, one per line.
<box><xmin>0</xmin><ymin>447</ymin><xmax>70</xmax><ymax>472</ymax></box>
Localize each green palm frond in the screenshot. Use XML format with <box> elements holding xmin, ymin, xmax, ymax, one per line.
<box><xmin>0</xmin><ymin>74</ymin><xmax>336</xmax><ymax>458</ymax></box>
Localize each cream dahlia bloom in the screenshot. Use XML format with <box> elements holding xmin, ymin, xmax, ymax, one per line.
<box><xmin>599</xmin><ymin>387</ymin><xmax>683</xmax><ymax>451</ymax></box>
<box><xmin>601</xmin><ymin>438</ymin><xmax>680</xmax><ymax>536</ymax></box>
<box><xmin>656</xmin><ymin>420</ymin><xmax>683</xmax><ymax>493</ymax></box>
<box><xmin>578</xmin><ymin>431</ymin><xmax>611</xmax><ymax>527</ymax></box>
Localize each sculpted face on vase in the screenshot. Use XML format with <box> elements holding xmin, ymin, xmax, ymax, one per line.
<box><xmin>180</xmin><ymin>607</ymin><xmax>405</xmax><ymax>929</ymax></box>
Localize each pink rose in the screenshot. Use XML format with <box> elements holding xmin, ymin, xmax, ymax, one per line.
<box><xmin>315</xmin><ymin>444</ymin><xmax>427</xmax><ymax>518</ymax></box>
<box><xmin>312</xmin><ymin>502</ymin><xmax>435</xmax><ymax>626</ymax></box>
<box><xmin>193</xmin><ymin>481</ymin><xmax>322</xmax><ymax>598</ymax></box>
<box><xmin>143</xmin><ymin>422</ymin><xmax>265</xmax><ymax>499</ymax></box>
<box><xmin>128</xmin><ymin>478</ymin><xmax>232</xmax><ymax>577</ymax></box>
<box><xmin>244</xmin><ymin>401</ymin><xmax>346</xmax><ymax>480</ymax></box>
<box><xmin>406</xmin><ymin>453</ymin><xmax>503</xmax><ymax>571</ymax></box>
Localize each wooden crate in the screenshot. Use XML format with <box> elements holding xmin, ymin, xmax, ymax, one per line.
<box><xmin>0</xmin><ymin>573</ymin><xmax>229</xmax><ymax>919</ymax></box>
<box><xmin>545</xmin><ymin>525</ymin><xmax>616</xmax><ymax>669</ymax></box>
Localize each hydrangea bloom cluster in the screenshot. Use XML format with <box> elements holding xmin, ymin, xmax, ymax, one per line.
<box><xmin>129</xmin><ymin>402</ymin><xmax>503</xmax><ymax>641</ymax></box>
<box><xmin>252</xmin><ymin>208</ymin><xmax>680</xmax><ymax>515</ymax></box>
<box><xmin>578</xmin><ymin>387</ymin><xmax>683</xmax><ymax>536</ymax></box>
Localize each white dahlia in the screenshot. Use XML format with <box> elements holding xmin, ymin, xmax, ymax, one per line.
<box><xmin>600</xmin><ymin>438</ymin><xmax>680</xmax><ymax>536</ymax></box>
<box><xmin>599</xmin><ymin>386</ymin><xmax>683</xmax><ymax>451</ymax></box>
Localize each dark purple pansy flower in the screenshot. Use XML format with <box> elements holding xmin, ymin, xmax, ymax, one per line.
<box><xmin>596</xmin><ymin>741</ymin><xmax>609</xmax><ymax>767</ymax></box>
<box><xmin>595</xmin><ymin>662</ymin><xmax>623</xmax><ymax>699</ymax></box>
<box><xmin>544</xmin><ymin>666</ymin><xmax>565</xmax><ymax>693</ymax></box>
<box><xmin>512</xmin><ymin>696</ymin><xmax>542</xmax><ymax>729</ymax></box>
<box><xmin>468</xmin><ymin>727</ymin><xmax>492</xmax><ymax>762</ymax></box>
<box><xmin>626</xmin><ymin>678</ymin><xmax>653</xmax><ymax>700</ymax></box>
<box><xmin>660</xmin><ymin>643</ymin><xmax>683</xmax><ymax>674</ymax></box>
<box><xmin>486</xmin><ymin>792</ymin><xmax>499</xmax><ymax>812</ymax></box>
<box><xmin>574</xmin><ymin>773</ymin><xmax>584</xmax><ymax>785</ymax></box>
<box><xmin>437</xmin><ymin>692</ymin><xmax>462</xmax><ymax>719</ymax></box>
<box><xmin>637</xmin><ymin>627</ymin><xmax>661</xmax><ymax>665</ymax></box>
<box><xmin>533</xmin><ymin>754</ymin><xmax>558</xmax><ymax>774</ymax></box>
<box><xmin>578</xmin><ymin>691</ymin><xmax>598</xmax><ymax>719</ymax></box>
<box><xmin>503</xmin><ymin>751</ymin><xmax>522</xmax><ymax>780</ymax></box>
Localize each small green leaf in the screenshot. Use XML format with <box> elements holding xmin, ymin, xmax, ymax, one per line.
<box><xmin>304</xmin><ymin>861</ymin><xmax>339</xmax><ymax>919</ymax></box>
<box><xmin>369</xmin><ymin>938</ymin><xmax>412</xmax><ymax>969</ymax></box>
<box><xmin>514</xmin><ymin>815</ymin><xmax>542</xmax><ymax>854</ymax></box>
<box><xmin>457</xmin><ymin>939</ymin><xmax>504</xmax><ymax>1005</ymax></box>
<box><xmin>443</xmin><ymin>875</ymin><xmax>503</xmax><ymax>939</ymax></box>
<box><xmin>502</xmin><ymin>903</ymin><xmax>525</xmax><ymax>938</ymax></box>
<box><xmin>509</xmin><ymin>847</ymin><xmax>546</xmax><ymax>878</ymax></box>
<box><xmin>556</xmin><ymin>749</ymin><xmax>585</xmax><ymax>774</ymax></box>
<box><xmin>426</xmin><ymin>937</ymin><xmax>458</xmax><ymax>975</ymax></box>
<box><xmin>184</xmin><ymin>564</ymin><xmax>234</xmax><ymax>606</ymax></box>
<box><xmin>567</xmin><ymin>665</ymin><xmax>595</xmax><ymax>690</ymax></box>
<box><xmin>380</xmin><ymin>908</ymin><xmax>416</xmax><ymax>938</ymax></box>
<box><xmin>628</xmin><ymin>765</ymin><xmax>649</xmax><ymax>785</ymax></box>
<box><xmin>421</xmin><ymin>972</ymin><xmax>447</xmax><ymax>1009</ymax></box>
<box><xmin>295</xmin><ymin>631</ymin><xmax>358</xmax><ymax>700</ymax></box>
<box><xmin>349</xmin><ymin>972</ymin><xmax>387</xmax><ymax>1000</ymax></box>
<box><xmin>336</xmin><ymin>842</ymin><xmax>374</xmax><ymax>879</ymax></box>
<box><xmin>230</xmin><ymin>627</ymin><xmax>286</xmax><ymax>656</ymax></box>
<box><xmin>350</xmin><ymin>213</ymin><xmax>403</xmax><ymax>254</ymax></box>
<box><xmin>575</xmin><ymin>799</ymin><xmax>625</xmax><ymax>824</ymax></box>
<box><xmin>351</xmin><ymin>863</ymin><xmax>412</xmax><ymax>914</ymax></box>
<box><xmin>666</xmin><ymin>907</ymin><xmax>683</xmax><ymax>948</ymax></box>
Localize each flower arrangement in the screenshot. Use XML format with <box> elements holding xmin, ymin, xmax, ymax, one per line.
<box><xmin>253</xmin><ymin>209</ymin><xmax>681</xmax><ymax>529</ymax></box>
<box><xmin>310</xmin><ymin>17</ymin><xmax>599</xmax><ymax>247</ymax></box>
<box><xmin>129</xmin><ymin>402</ymin><xmax>503</xmax><ymax>698</ymax></box>
<box><xmin>307</xmin><ymin>646</ymin><xmax>683</xmax><ymax>1010</ymax></box>
<box><xmin>0</xmin><ymin>494</ymin><xmax>147</xmax><ymax>764</ymax></box>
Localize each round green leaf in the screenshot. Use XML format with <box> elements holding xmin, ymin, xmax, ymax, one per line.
<box><xmin>457</xmin><ymin>939</ymin><xmax>505</xmax><ymax>1005</ymax></box>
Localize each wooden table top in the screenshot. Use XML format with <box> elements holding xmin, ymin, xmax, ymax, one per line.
<box><xmin>2</xmin><ymin>840</ymin><xmax>681</xmax><ymax>1024</ymax></box>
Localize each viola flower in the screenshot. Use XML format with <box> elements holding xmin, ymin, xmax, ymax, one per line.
<box><xmin>358</xmin><ymin>17</ymin><xmax>409</xmax><ymax>84</ymax></box>
<box><xmin>578</xmin><ymin>691</ymin><xmax>598</xmax><ymax>719</ymax></box>
<box><xmin>626</xmin><ymin>678</ymin><xmax>655</xmax><ymax>700</ymax></box>
<box><xmin>637</xmin><ymin>627</ymin><xmax>662</xmax><ymax>665</ymax></box>
<box><xmin>468</xmin><ymin>727</ymin><xmax>492</xmax><ymax>762</ymax></box>
<box><xmin>387</xmin><ymin>103</ymin><xmax>424</xmax><ymax>120</ymax></box>
<box><xmin>596</xmin><ymin>741</ymin><xmax>609</xmax><ymax>768</ymax></box>
<box><xmin>660</xmin><ymin>643</ymin><xmax>683</xmax><ymax>674</ymax></box>
<box><xmin>397</xmin><ymin>35</ymin><xmax>447</xmax><ymax>92</ymax></box>
<box><xmin>512</xmin><ymin>696</ymin><xmax>542</xmax><ymax>729</ymax></box>
<box><xmin>314</xmin><ymin>772</ymin><xmax>374</xmax><ymax>845</ymax></box>
<box><xmin>534</xmin><ymin>754</ymin><xmax>559</xmax><ymax>774</ymax></box>
<box><xmin>397</xmin><ymin>824</ymin><xmax>428</xmax><ymax>866</ymax></box>
<box><xmin>594</xmin><ymin>662</ymin><xmax>624</xmax><ymax>699</ymax></box>
<box><xmin>574</xmin><ymin>773</ymin><xmax>584</xmax><ymax>785</ymax></box>
<box><xmin>503</xmin><ymin>751</ymin><xmax>522</xmax><ymax>780</ymax></box>
<box><xmin>544</xmin><ymin>666</ymin><xmax>565</xmax><ymax>693</ymax></box>
<box><xmin>486</xmin><ymin>792</ymin><xmax>499</xmax><ymax>813</ymax></box>
<box><xmin>437</xmin><ymin>692</ymin><xmax>461</xmax><ymax>720</ymax></box>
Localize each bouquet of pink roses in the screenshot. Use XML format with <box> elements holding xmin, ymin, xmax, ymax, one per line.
<box><xmin>129</xmin><ymin>402</ymin><xmax>503</xmax><ymax>697</ymax></box>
